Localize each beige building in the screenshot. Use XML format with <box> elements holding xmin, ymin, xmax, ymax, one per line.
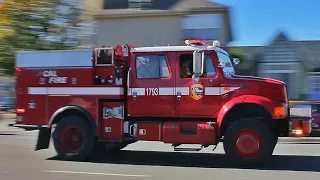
<box><xmin>80</xmin><ymin>0</ymin><xmax>233</xmax><ymax>47</ymax></box>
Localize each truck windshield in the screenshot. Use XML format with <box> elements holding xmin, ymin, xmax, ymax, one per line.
<box><xmin>216</xmin><ymin>51</ymin><xmax>235</xmax><ymax>77</ymax></box>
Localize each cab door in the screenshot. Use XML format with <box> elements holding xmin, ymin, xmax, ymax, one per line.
<box><xmin>175</xmin><ymin>51</ymin><xmax>221</xmax><ymax>118</ymax></box>
<box><xmin>127</xmin><ymin>52</ymin><xmax>175</xmax><ymax>117</ymax></box>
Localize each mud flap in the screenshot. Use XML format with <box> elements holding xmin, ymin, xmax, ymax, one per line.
<box><xmin>35</xmin><ymin>127</ymin><xmax>51</xmax><ymax>151</ymax></box>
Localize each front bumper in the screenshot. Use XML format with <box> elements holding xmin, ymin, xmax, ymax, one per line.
<box><xmin>288</xmin><ymin>104</ymin><xmax>313</xmax><ymax>137</ymax></box>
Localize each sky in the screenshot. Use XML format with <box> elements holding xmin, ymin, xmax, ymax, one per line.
<box><xmin>211</xmin><ymin>0</ymin><xmax>320</xmax><ymax>46</ymax></box>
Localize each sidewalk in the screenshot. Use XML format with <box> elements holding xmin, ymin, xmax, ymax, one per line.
<box><xmin>0</xmin><ymin>111</ymin><xmax>16</xmax><ymax>120</ymax></box>
<box><xmin>0</xmin><ymin>118</ymin><xmax>21</xmax><ymax>132</ymax></box>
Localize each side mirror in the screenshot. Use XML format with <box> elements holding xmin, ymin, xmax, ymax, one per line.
<box><xmin>232</xmin><ymin>58</ymin><xmax>240</xmax><ymax>66</ymax></box>
<box><xmin>193</xmin><ymin>51</ymin><xmax>204</xmax><ymax>74</ymax></box>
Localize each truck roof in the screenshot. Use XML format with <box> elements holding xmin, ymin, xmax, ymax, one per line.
<box><xmin>15</xmin><ymin>44</ymin><xmax>229</xmax><ymax>68</ymax></box>
<box><xmin>131</xmin><ymin>45</ymin><xmax>228</xmax><ymax>54</ymax></box>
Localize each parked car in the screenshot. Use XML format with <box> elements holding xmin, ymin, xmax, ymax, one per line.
<box><xmin>310</xmin><ymin>102</ymin><xmax>320</xmax><ymax>133</ymax></box>
<box><xmin>291</xmin><ymin>101</ymin><xmax>320</xmax><ymax>136</ymax></box>
<box><xmin>0</xmin><ymin>97</ymin><xmax>16</xmax><ymax>112</ymax></box>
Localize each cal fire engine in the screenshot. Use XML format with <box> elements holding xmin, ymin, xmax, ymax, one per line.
<box><xmin>12</xmin><ymin>39</ymin><xmax>313</xmax><ymax>165</ymax></box>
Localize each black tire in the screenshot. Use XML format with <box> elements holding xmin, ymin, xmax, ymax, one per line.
<box><xmin>223</xmin><ymin>118</ymin><xmax>275</xmax><ymax>166</ymax></box>
<box><xmin>52</xmin><ymin>116</ymin><xmax>95</xmax><ymax>161</ymax></box>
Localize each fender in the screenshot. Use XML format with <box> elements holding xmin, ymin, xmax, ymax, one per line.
<box><xmin>48</xmin><ymin>105</ymin><xmax>98</xmax><ymax>135</ymax></box>
<box><xmin>216</xmin><ymin>95</ymin><xmax>275</xmax><ymax>136</ymax></box>
<box><xmin>36</xmin><ymin>106</ymin><xmax>97</xmax><ymax>151</ymax></box>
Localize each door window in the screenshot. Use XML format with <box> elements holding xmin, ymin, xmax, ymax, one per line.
<box><xmin>136</xmin><ymin>55</ymin><xmax>170</xmax><ymax>79</ymax></box>
<box><xmin>95</xmin><ymin>48</ymin><xmax>113</xmax><ymax>65</ymax></box>
<box><xmin>179</xmin><ymin>54</ymin><xmax>216</xmax><ymax>78</ymax></box>
<box><xmin>216</xmin><ymin>51</ymin><xmax>235</xmax><ymax>77</ymax></box>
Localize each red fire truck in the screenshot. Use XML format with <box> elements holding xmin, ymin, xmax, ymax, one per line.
<box><xmin>12</xmin><ymin>39</ymin><xmax>313</xmax><ymax>165</ymax></box>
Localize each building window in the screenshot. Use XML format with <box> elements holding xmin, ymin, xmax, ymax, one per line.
<box><xmin>104</xmin><ymin>0</ymin><xmax>129</xmax><ymax>9</ymax></box>
<box><xmin>128</xmin><ymin>0</ymin><xmax>152</xmax><ymax>8</ymax></box>
<box><xmin>179</xmin><ymin>54</ymin><xmax>216</xmax><ymax>78</ymax></box>
<box><xmin>309</xmin><ymin>76</ymin><xmax>320</xmax><ymax>92</ymax></box>
<box><xmin>136</xmin><ymin>55</ymin><xmax>170</xmax><ymax>79</ymax></box>
<box><xmin>182</xmin><ymin>14</ymin><xmax>222</xmax><ymax>41</ymax></box>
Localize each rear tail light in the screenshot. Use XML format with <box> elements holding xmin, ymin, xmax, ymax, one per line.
<box><xmin>15</xmin><ymin>68</ymin><xmax>21</xmax><ymax>82</ymax></box>
<box><xmin>15</xmin><ymin>108</ymin><xmax>25</xmax><ymax>113</ymax></box>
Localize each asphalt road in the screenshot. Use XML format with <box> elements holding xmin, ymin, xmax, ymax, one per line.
<box><xmin>1</xmin><ymin>119</ymin><xmax>320</xmax><ymax>180</ymax></box>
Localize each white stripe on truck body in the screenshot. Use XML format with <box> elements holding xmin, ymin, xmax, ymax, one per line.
<box><xmin>128</xmin><ymin>87</ymin><xmax>240</xmax><ymax>96</ymax></box>
<box><xmin>28</xmin><ymin>86</ymin><xmax>240</xmax><ymax>96</ymax></box>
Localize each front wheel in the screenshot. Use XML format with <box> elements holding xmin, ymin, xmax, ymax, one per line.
<box><xmin>223</xmin><ymin>118</ymin><xmax>275</xmax><ymax>166</ymax></box>
<box><xmin>52</xmin><ymin>116</ymin><xmax>95</xmax><ymax>161</ymax></box>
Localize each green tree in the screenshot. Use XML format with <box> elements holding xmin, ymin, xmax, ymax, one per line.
<box><xmin>0</xmin><ymin>0</ymin><xmax>83</xmax><ymax>76</ymax></box>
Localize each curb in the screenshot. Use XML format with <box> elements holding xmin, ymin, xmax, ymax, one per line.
<box><xmin>278</xmin><ymin>137</ymin><xmax>320</xmax><ymax>143</ymax></box>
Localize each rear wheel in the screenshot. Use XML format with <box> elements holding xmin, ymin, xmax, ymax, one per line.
<box><xmin>223</xmin><ymin>118</ymin><xmax>275</xmax><ymax>166</ymax></box>
<box><xmin>52</xmin><ymin>116</ymin><xmax>95</xmax><ymax>161</ymax></box>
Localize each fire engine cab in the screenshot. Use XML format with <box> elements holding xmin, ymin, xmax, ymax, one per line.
<box><xmin>12</xmin><ymin>39</ymin><xmax>313</xmax><ymax>165</ymax></box>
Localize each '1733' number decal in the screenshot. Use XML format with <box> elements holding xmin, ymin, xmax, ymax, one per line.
<box><xmin>146</xmin><ymin>88</ymin><xmax>159</xmax><ymax>96</ymax></box>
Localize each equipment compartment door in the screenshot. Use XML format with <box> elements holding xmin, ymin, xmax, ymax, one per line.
<box><xmin>174</xmin><ymin>51</ymin><xmax>221</xmax><ymax>117</ymax></box>
<box><xmin>127</xmin><ymin>52</ymin><xmax>175</xmax><ymax>117</ymax></box>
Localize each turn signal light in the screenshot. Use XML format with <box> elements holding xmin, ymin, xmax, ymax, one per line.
<box><xmin>223</xmin><ymin>87</ymin><xmax>230</xmax><ymax>91</ymax></box>
<box><xmin>273</xmin><ymin>107</ymin><xmax>286</xmax><ymax>118</ymax></box>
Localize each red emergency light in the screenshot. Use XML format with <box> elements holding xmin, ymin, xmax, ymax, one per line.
<box><xmin>184</xmin><ymin>39</ymin><xmax>210</xmax><ymax>46</ymax></box>
<box><xmin>15</xmin><ymin>68</ymin><xmax>21</xmax><ymax>73</ymax></box>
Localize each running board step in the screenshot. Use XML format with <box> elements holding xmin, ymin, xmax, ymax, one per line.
<box><xmin>174</xmin><ymin>147</ymin><xmax>202</xmax><ymax>151</ymax></box>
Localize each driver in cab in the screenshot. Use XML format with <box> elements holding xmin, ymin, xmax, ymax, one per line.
<box><xmin>180</xmin><ymin>60</ymin><xmax>192</xmax><ymax>78</ymax></box>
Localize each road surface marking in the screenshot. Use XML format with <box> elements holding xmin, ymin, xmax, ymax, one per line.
<box><xmin>12</xmin><ymin>137</ymin><xmax>37</xmax><ymax>140</ymax></box>
<box><xmin>44</xmin><ymin>170</ymin><xmax>151</xmax><ymax>177</ymax></box>
<box><xmin>22</xmin><ymin>145</ymin><xmax>34</xmax><ymax>148</ymax></box>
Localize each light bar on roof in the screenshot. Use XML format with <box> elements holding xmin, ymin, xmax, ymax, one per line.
<box><xmin>184</xmin><ymin>39</ymin><xmax>207</xmax><ymax>46</ymax></box>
